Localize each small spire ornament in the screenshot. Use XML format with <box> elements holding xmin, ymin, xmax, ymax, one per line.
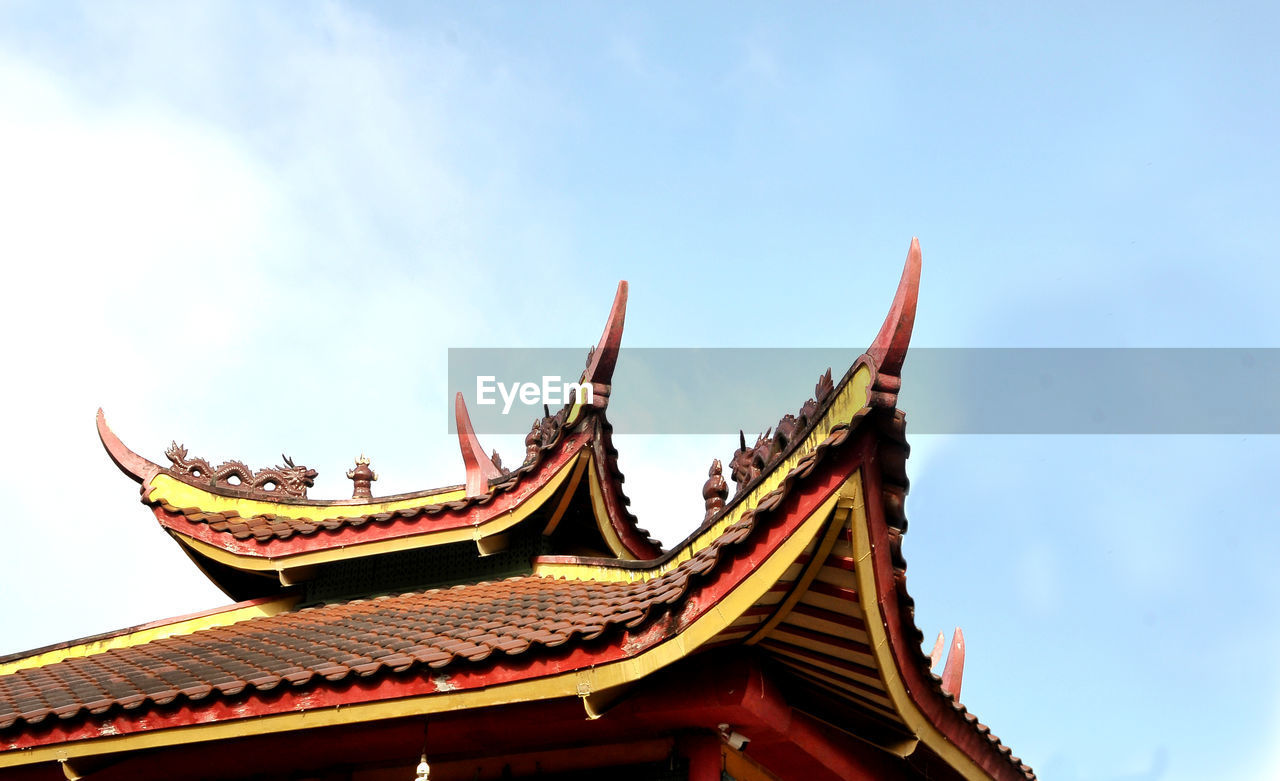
<box><xmin>346</xmin><ymin>454</ymin><xmax>378</xmax><ymax>500</ymax></box>
<box><xmin>702</xmin><ymin>458</ymin><xmax>728</xmax><ymax>521</ymax></box>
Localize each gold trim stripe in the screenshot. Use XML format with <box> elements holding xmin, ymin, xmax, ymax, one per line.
<box><xmin>175</xmin><ymin>451</ymin><xmax>586</xmax><ymax>573</ymax></box>
<box><xmin>745</xmin><ymin>494</ymin><xmax>852</xmax><ymax>645</ymax></box>
<box><xmin>149</xmin><ymin>473</ymin><xmax>466</xmax><ymax>524</ymax></box>
<box><xmin>0</xmin><ymin>596</ymin><xmax>299</xmax><ymax>676</ymax></box>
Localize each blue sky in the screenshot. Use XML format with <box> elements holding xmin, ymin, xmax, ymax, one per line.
<box><xmin>0</xmin><ymin>3</ymin><xmax>1276</xmax><ymax>779</ymax></box>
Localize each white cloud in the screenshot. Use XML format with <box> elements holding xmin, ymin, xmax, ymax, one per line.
<box><xmin>0</xmin><ymin>4</ymin><xmax>559</xmax><ymax>653</ymax></box>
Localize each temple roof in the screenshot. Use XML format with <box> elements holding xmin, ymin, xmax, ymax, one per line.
<box><xmin>95</xmin><ymin>282</ymin><xmax>662</xmax><ymax>599</ymax></box>
<box><xmin>0</xmin><ymin>239</ymin><xmax>1035</xmax><ymax>781</ymax></box>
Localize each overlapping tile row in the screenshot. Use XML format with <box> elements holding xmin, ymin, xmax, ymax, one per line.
<box><xmin>0</xmin><ymin>573</ymin><xmax>677</xmax><ymax>731</ymax></box>
<box><xmin>158</xmin><ymin>496</ymin><xmax>483</xmax><ymax>542</ymax></box>
<box><xmin>0</xmin><ymin>511</ymin><xmax>764</xmax><ymax>733</ymax></box>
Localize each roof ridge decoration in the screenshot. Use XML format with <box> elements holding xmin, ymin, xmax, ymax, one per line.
<box><xmin>164</xmin><ymin>442</ymin><xmax>318</xmax><ymax>498</ymax></box>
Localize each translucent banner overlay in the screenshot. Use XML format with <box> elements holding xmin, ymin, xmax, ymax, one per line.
<box><xmin>447</xmin><ymin>348</ymin><xmax>1280</xmax><ymax>435</ymax></box>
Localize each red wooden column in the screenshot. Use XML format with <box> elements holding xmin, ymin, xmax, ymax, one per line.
<box><xmin>678</xmin><ymin>731</ymin><xmax>723</xmax><ymax>781</ymax></box>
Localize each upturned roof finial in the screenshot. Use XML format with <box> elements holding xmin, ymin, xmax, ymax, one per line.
<box><xmin>456</xmin><ymin>393</ymin><xmax>502</xmax><ymax>497</ymax></box>
<box><xmin>866</xmin><ymin>237</ymin><xmax>922</xmax><ymax>377</ymax></box>
<box><xmin>581</xmin><ymin>281</ymin><xmax>628</xmax><ymax>388</ymax></box>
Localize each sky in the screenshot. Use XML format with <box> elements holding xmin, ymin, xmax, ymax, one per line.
<box><xmin>0</xmin><ymin>2</ymin><xmax>1277</xmax><ymax>779</ymax></box>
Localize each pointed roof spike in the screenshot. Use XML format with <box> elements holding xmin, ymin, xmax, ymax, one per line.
<box><xmin>929</xmin><ymin>630</ymin><xmax>946</xmax><ymax>669</ymax></box>
<box><xmin>582</xmin><ymin>281</ymin><xmax>628</xmax><ymax>386</ymax></box>
<box><xmin>941</xmin><ymin>626</ymin><xmax>966</xmax><ymax>701</ymax></box>
<box><xmin>96</xmin><ymin>408</ymin><xmax>161</xmax><ymax>484</ymax></box>
<box><xmin>455</xmin><ymin>393</ymin><xmax>502</xmax><ymax>497</ymax></box>
<box><xmin>867</xmin><ymin>237</ymin><xmax>922</xmax><ymax>377</ymax></box>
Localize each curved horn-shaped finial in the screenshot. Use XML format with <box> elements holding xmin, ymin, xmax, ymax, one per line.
<box><xmin>455</xmin><ymin>392</ymin><xmax>502</xmax><ymax>497</ymax></box>
<box><xmin>97</xmin><ymin>408</ymin><xmax>161</xmax><ymax>484</ymax></box>
<box><xmin>866</xmin><ymin>238</ymin><xmax>922</xmax><ymax>377</ymax></box>
<box><xmin>582</xmin><ymin>281</ymin><xmax>628</xmax><ymax>386</ymax></box>
<box><xmin>928</xmin><ymin>630</ymin><xmax>945</xmax><ymax>669</ymax></box>
<box><xmin>941</xmin><ymin>626</ymin><xmax>965</xmax><ymax>700</ymax></box>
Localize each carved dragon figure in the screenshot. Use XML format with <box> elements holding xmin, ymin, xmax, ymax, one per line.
<box><xmin>729</xmin><ymin>430</ymin><xmax>773</xmax><ymax>493</ymax></box>
<box><xmin>164</xmin><ymin>442</ymin><xmax>318</xmax><ymax>498</ymax></box>
<box><xmin>730</xmin><ymin>369</ymin><xmax>837</xmax><ymax>496</ymax></box>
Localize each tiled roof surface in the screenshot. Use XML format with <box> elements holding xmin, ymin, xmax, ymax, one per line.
<box><xmin>0</xmin><ymin>506</ymin><xmax>758</xmax><ymax>733</ymax></box>
<box><xmin>4</xmin><ymin>410</ymin><xmax>1031</xmax><ymax>780</ymax></box>
<box><xmin>0</xmin><ymin>573</ymin><xmax>682</xmax><ymax>730</ymax></box>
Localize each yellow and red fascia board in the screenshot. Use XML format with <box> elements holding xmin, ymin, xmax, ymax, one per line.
<box><xmin>150</xmin><ymin>430</ymin><xmax>594</xmax><ymax>568</ymax></box>
<box><xmin>857</xmin><ymin>457</ymin><xmax>1029</xmax><ymax>781</ymax></box>
<box><xmin>588</xmin><ymin>419</ymin><xmax>663</xmax><ymax>560</ymax></box>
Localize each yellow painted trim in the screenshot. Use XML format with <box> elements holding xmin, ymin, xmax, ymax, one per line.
<box><xmin>0</xmin><ymin>596</ymin><xmax>299</xmax><ymax>676</ymax></box>
<box><xmin>175</xmin><ymin>452</ymin><xmax>587</xmax><ymax>573</ymax></box>
<box><xmin>537</xmin><ymin>365</ymin><xmax>873</xmax><ymax>584</ymax></box>
<box><xmin>541</xmin><ymin>455</ymin><xmax>589</xmax><ymax>537</ymax></box>
<box><xmin>148</xmin><ymin>473</ymin><xmax>467</xmax><ymax>524</ymax></box>
<box><xmin>848</xmin><ymin>480</ymin><xmax>991</xmax><ymax>781</ymax></box>
<box><xmin>0</xmin><ymin>476</ymin><xmax>849</xmax><ymax>770</ymax></box>
<box><xmin>744</xmin><ymin>494</ymin><xmax>850</xmax><ymax>645</ymax></box>
<box><xmin>585</xmin><ymin>456</ymin><xmax>637</xmax><ymax>560</ymax></box>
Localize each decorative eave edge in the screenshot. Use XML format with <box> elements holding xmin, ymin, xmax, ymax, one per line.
<box><xmin>863</xmin><ymin>410</ymin><xmax>1035</xmax><ymax>781</ymax></box>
